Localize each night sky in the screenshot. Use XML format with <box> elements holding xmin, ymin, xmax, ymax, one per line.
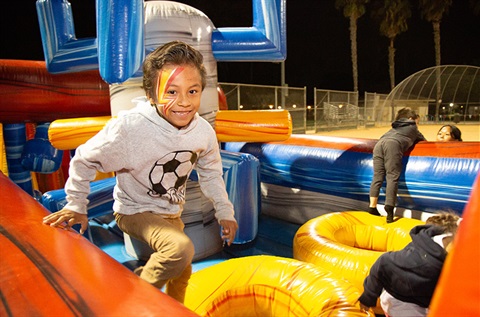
<box><xmin>2</xmin><ymin>0</ymin><xmax>479</xmax><ymax>104</ymax></box>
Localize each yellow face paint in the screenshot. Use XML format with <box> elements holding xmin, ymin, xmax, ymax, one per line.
<box><xmin>155</xmin><ymin>67</ymin><xmax>184</xmax><ymax>116</ymax></box>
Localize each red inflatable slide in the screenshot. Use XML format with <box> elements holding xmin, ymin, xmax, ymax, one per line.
<box><xmin>0</xmin><ymin>172</ymin><xmax>198</xmax><ymax>316</ymax></box>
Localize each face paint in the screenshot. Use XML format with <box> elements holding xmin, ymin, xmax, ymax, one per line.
<box><xmin>155</xmin><ymin>67</ymin><xmax>185</xmax><ymax>116</ymax></box>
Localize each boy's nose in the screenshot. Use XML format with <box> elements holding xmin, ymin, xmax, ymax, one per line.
<box><xmin>176</xmin><ymin>93</ymin><xmax>191</xmax><ymax>106</ymax></box>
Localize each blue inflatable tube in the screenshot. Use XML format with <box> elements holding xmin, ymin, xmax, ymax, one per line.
<box><xmin>223</xmin><ymin>136</ymin><xmax>480</xmax><ymax>215</ymax></box>
<box><xmin>212</xmin><ymin>0</ymin><xmax>286</xmax><ymax>61</ymax></box>
<box><xmin>3</xmin><ymin>124</ymin><xmax>33</xmax><ymax>196</ymax></box>
<box><xmin>36</xmin><ymin>0</ymin><xmax>98</xmax><ymax>73</ymax></box>
<box><xmin>97</xmin><ymin>0</ymin><xmax>144</xmax><ymax>83</ymax></box>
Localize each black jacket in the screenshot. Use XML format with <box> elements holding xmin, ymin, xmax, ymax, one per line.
<box><xmin>378</xmin><ymin>118</ymin><xmax>427</xmax><ymax>152</ymax></box>
<box><xmin>358</xmin><ymin>225</ymin><xmax>448</xmax><ymax>308</ymax></box>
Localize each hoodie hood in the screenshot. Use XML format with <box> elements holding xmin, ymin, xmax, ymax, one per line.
<box><xmin>391</xmin><ymin>117</ymin><xmax>416</xmax><ymax>129</ymax></box>
<box><xmin>409</xmin><ymin>224</ymin><xmax>447</xmax><ymax>263</ymax></box>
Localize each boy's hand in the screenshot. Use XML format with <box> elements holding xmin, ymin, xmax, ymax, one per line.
<box><xmin>43</xmin><ymin>209</ymin><xmax>89</xmax><ymax>234</ymax></box>
<box><xmin>219</xmin><ymin>219</ymin><xmax>238</xmax><ymax>246</ymax></box>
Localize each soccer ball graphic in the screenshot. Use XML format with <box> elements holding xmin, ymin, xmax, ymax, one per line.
<box><xmin>148</xmin><ymin>150</ymin><xmax>198</xmax><ymax>203</ymax></box>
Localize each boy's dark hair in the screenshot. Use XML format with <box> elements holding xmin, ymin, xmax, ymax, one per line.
<box><xmin>426</xmin><ymin>211</ymin><xmax>461</xmax><ymax>235</ymax></box>
<box><xmin>142</xmin><ymin>41</ymin><xmax>207</xmax><ymax>100</ymax></box>
<box><xmin>394</xmin><ymin>107</ymin><xmax>419</xmax><ymax>121</ymax></box>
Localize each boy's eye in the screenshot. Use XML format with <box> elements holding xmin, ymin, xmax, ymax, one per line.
<box><xmin>189</xmin><ymin>89</ymin><xmax>198</xmax><ymax>94</ymax></box>
<box><xmin>166</xmin><ymin>90</ymin><xmax>176</xmax><ymax>95</ymax></box>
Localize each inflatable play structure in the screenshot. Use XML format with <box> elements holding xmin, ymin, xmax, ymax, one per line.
<box><xmin>223</xmin><ymin>135</ymin><xmax>479</xmax><ymax>220</ymax></box>
<box><xmin>184</xmin><ymin>255</ymin><xmax>371</xmax><ymax>316</ymax></box>
<box><xmin>1</xmin><ymin>0</ymin><xmax>480</xmax><ymax>316</ymax></box>
<box><xmin>0</xmin><ymin>172</ymin><xmax>198</xmax><ymax>316</ymax></box>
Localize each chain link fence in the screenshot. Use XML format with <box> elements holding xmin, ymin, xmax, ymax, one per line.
<box><xmin>219</xmin><ymin>83</ymin><xmax>480</xmax><ymax>136</ymax></box>
<box><xmin>364</xmin><ymin>92</ymin><xmax>390</xmax><ymax>127</ymax></box>
<box><xmin>220</xmin><ymin>83</ymin><xmax>307</xmax><ymax>134</ymax></box>
<box><xmin>312</xmin><ymin>89</ymin><xmax>359</xmax><ymax>133</ymax></box>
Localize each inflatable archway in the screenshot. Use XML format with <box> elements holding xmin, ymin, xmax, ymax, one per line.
<box><xmin>36</xmin><ymin>0</ymin><xmax>287</xmax><ymax>83</ymax></box>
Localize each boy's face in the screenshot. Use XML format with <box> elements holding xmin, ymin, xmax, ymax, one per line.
<box><xmin>151</xmin><ymin>63</ymin><xmax>202</xmax><ymax>129</ymax></box>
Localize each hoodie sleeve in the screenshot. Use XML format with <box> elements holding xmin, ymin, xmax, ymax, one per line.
<box><xmin>194</xmin><ymin>132</ymin><xmax>236</xmax><ymax>223</ymax></box>
<box><xmin>64</xmin><ymin>118</ymin><xmax>129</xmax><ymax>214</ymax></box>
<box><xmin>416</xmin><ymin>130</ymin><xmax>427</xmax><ymax>142</ymax></box>
<box><xmin>358</xmin><ymin>255</ymin><xmax>387</xmax><ymax>307</ymax></box>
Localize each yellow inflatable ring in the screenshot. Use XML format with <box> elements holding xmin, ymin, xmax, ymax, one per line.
<box><xmin>293</xmin><ymin>211</ymin><xmax>424</xmax><ymax>292</ymax></box>
<box><xmin>185</xmin><ymin>255</ymin><xmax>373</xmax><ymax>316</ymax></box>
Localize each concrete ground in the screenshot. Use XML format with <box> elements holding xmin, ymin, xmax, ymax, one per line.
<box><xmin>311</xmin><ymin>123</ymin><xmax>480</xmax><ymax>141</ymax></box>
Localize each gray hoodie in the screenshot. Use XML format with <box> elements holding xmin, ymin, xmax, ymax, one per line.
<box><xmin>64</xmin><ymin>98</ymin><xmax>235</xmax><ymax>222</ymax></box>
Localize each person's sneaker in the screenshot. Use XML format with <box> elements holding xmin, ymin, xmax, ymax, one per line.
<box><xmin>386</xmin><ymin>211</ymin><xmax>394</xmax><ymax>223</ymax></box>
<box><xmin>385</xmin><ymin>205</ymin><xmax>394</xmax><ymax>223</ymax></box>
<box><xmin>368</xmin><ymin>207</ymin><xmax>381</xmax><ymax>216</ymax></box>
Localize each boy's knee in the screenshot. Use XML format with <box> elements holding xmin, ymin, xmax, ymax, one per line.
<box><xmin>174</xmin><ymin>235</ymin><xmax>195</xmax><ymax>264</ymax></box>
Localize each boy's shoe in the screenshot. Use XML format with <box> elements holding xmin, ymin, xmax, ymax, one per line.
<box><xmin>368</xmin><ymin>207</ymin><xmax>381</xmax><ymax>216</ymax></box>
<box><xmin>385</xmin><ymin>205</ymin><xmax>394</xmax><ymax>223</ymax></box>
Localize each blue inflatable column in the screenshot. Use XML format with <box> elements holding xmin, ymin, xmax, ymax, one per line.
<box><xmin>221</xmin><ymin>151</ymin><xmax>260</xmax><ymax>244</ymax></box>
<box><xmin>97</xmin><ymin>0</ymin><xmax>144</xmax><ymax>83</ymax></box>
<box><xmin>21</xmin><ymin>123</ymin><xmax>64</xmax><ymax>174</ymax></box>
<box><xmin>3</xmin><ymin>124</ymin><xmax>33</xmax><ymax>196</ymax></box>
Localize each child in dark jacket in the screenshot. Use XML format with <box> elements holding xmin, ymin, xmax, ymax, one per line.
<box><xmin>368</xmin><ymin>107</ymin><xmax>426</xmax><ymax>223</ymax></box>
<box><xmin>358</xmin><ymin>212</ymin><xmax>460</xmax><ymax>316</ymax></box>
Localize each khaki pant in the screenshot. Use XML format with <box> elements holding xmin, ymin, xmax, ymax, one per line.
<box><xmin>115</xmin><ymin>211</ymin><xmax>194</xmax><ymax>303</ymax></box>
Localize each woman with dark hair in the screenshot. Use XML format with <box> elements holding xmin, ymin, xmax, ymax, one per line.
<box><xmin>436</xmin><ymin>125</ymin><xmax>463</xmax><ymax>142</ymax></box>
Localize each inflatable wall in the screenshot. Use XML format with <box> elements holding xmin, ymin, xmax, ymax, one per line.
<box><xmin>224</xmin><ymin>135</ymin><xmax>480</xmax><ymax>222</ymax></box>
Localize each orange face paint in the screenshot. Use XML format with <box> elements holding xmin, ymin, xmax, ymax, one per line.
<box><xmin>155</xmin><ymin>67</ymin><xmax>184</xmax><ymax>116</ymax></box>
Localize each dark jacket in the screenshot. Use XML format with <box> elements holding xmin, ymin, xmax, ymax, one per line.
<box><xmin>358</xmin><ymin>225</ymin><xmax>447</xmax><ymax>308</ymax></box>
<box><xmin>378</xmin><ymin>118</ymin><xmax>426</xmax><ymax>152</ymax></box>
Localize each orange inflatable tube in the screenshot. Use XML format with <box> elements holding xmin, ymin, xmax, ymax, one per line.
<box><xmin>0</xmin><ymin>172</ymin><xmax>198</xmax><ymax>317</ymax></box>
<box><xmin>48</xmin><ymin>116</ymin><xmax>113</xmax><ymax>150</ymax></box>
<box><xmin>185</xmin><ymin>255</ymin><xmax>374</xmax><ymax>316</ymax></box>
<box><xmin>293</xmin><ymin>212</ymin><xmax>424</xmax><ymax>290</ymax></box>
<box><xmin>215</xmin><ymin>110</ymin><xmax>292</xmax><ymax>142</ymax></box>
<box><xmin>293</xmin><ymin>211</ymin><xmax>424</xmax><ymax>313</ymax></box>
<box><xmin>48</xmin><ymin>110</ymin><xmax>293</xmax><ymax>150</ymax></box>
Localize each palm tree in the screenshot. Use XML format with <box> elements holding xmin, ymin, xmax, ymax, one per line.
<box><xmin>335</xmin><ymin>0</ymin><xmax>370</xmax><ymax>93</ymax></box>
<box><xmin>418</xmin><ymin>0</ymin><xmax>453</xmax><ymax>121</ymax></box>
<box><xmin>470</xmin><ymin>0</ymin><xmax>480</xmax><ymax>15</ymax></box>
<box><xmin>372</xmin><ymin>0</ymin><xmax>411</xmax><ymax>91</ymax></box>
